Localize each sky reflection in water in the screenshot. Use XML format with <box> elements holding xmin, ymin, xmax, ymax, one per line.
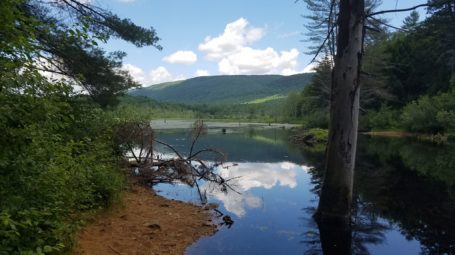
<box><xmin>203</xmin><ymin>161</ymin><xmax>309</xmax><ymax>217</ymax></box>
<box><xmin>154</xmin><ymin>128</ymin><xmax>454</xmax><ymax>255</ymax></box>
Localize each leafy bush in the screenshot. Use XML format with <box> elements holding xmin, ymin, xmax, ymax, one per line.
<box><xmin>366</xmin><ymin>105</ymin><xmax>402</xmax><ymax>130</ymax></box>
<box><xmin>401</xmin><ymin>90</ymin><xmax>455</xmax><ymax>133</ymax></box>
<box><xmin>0</xmin><ymin>90</ymin><xmax>124</xmax><ymax>254</ymax></box>
<box><xmin>401</xmin><ymin>95</ymin><xmax>442</xmax><ymax>133</ymax></box>
<box><xmin>302</xmin><ymin>110</ymin><xmax>329</xmax><ymax>129</ymax></box>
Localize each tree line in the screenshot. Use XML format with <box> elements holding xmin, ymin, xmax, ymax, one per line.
<box><xmin>285</xmin><ymin>1</ymin><xmax>455</xmax><ymax>135</ymax></box>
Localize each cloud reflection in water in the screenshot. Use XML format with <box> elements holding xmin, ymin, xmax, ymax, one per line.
<box><xmin>203</xmin><ymin>162</ymin><xmax>309</xmax><ymax>217</ymax></box>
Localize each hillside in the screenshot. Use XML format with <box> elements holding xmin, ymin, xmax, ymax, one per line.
<box><xmin>128</xmin><ymin>73</ymin><xmax>313</xmax><ymax>105</ymax></box>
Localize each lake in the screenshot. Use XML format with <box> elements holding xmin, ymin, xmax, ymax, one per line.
<box><xmin>153</xmin><ymin>127</ymin><xmax>455</xmax><ymax>255</ymax></box>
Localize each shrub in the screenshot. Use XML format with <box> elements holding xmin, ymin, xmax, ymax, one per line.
<box><xmin>0</xmin><ymin>95</ymin><xmax>124</xmax><ymax>254</ymax></box>
<box><xmin>366</xmin><ymin>105</ymin><xmax>402</xmax><ymax>130</ymax></box>
<box><xmin>401</xmin><ymin>90</ymin><xmax>455</xmax><ymax>133</ymax></box>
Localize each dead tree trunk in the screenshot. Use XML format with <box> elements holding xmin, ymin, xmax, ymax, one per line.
<box><xmin>315</xmin><ymin>0</ymin><xmax>365</xmax><ymax>223</ymax></box>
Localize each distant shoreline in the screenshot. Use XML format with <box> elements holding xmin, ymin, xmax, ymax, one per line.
<box><xmin>150</xmin><ymin>119</ymin><xmax>299</xmax><ymax>130</ymax></box>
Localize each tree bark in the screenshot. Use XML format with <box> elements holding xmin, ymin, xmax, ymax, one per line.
<box><xmin>315</xmin><ymin>0</ymin><xmax>365</xmax><ymax>223</ymax></box>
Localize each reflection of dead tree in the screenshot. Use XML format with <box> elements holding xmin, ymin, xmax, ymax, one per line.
<box><xmin>302</xmin><ymin>195</ymin><xmax>389</xmax><ymax>255</ymax></box>
<box><xmin>116</xmin><ymin>119</ymin><xmax>239</xmax><ymax>205</ymax></box>
<box><xmin>152</xmin><ymin>120</ymin><xmax>239</xmax><ymax>204</ymax></box>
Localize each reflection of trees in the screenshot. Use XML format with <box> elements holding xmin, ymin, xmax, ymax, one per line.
<box><xmin>355</xmin><ymin>137</ymin><xmax>455</xmax><ymax>254</ymax></box>
<box><xmin>362</xmin><ymin>137</ymin><xmax>455</xmax><ymax>198</ymax></box>
<box><xmin>302</xmin><ymin>196</ymin><xmax>389</xmax><ymax>255</ymax></box>
<box><xmin>301</xmin><ymin>136</ymin><xmax>455</xmax><ymax>254</ymax></box>
<box><xmin>350</xmin><ymin>199</ymin><xmax>389</xmax><ymax>254</ymax></box>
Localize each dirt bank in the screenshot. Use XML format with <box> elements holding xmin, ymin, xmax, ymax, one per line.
<box><xmin>75</xmin><ymin>184</ymin><xmax>216</xmax><ymax>255</ymax></box>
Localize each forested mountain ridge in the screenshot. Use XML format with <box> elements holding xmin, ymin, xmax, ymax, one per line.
<box><xmin>129</xmin><ymin>73</ymin><xmax>313</xmax><ymax>105</ymax></box>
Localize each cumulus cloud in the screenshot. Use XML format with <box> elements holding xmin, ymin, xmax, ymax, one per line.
<box><xmin>218</xmin><ymin>47</ymin><xmax>299</xmax><ymax>75</ymax></box>
<box><xmin>163</xmin><ymin>50</ymin><xmax>198</xmax><ymax>65</ymax></box>
<box><xmin>199</xmin><ymin>18</ymin><xmax>264</xmax><ymax>60</ymax></box>
<box><xmin>195</xmin><ymin>69</ymin><xmax>210</xmax><ymax>77</ymax></box>
<box><xmin>122</xmin><ymin>64</ymin><xmax>185</xmax><ymax>86</ymax></box>
<box><xmin>199</xmin><ymin>18</ymin><xmax>301</xmax><ymax>75</ymax></box>
<box><xmin>122</xmin><ymin>63</ymin><xmax>146</xmax><ymax>84</ymax></box>
<box><xmin>148</xmin><ymin>66</ymin><xmax>173</xmax><ymax>84</ymax></box>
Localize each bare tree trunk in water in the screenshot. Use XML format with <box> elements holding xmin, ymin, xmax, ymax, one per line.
<box><xmin>315</xmin><ymin>0</ymin><xmax>365</xmax><ymax>223</ymax></box>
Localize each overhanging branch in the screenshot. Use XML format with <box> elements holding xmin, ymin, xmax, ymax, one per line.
<box><xmin>368</xmin><ymin>1</ymin><xmax>453</xmax><ymax>17</ymax></box>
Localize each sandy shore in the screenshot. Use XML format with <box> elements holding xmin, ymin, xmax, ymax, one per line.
<box><xmin>151</xmin><ymin>119</ymin><xmax>299</xmax><ymax>130</ymax></box>
<box><xmin>75</xmin><ymin>184</ymin><xmax>216</xmax><ymax>255</ymax></box>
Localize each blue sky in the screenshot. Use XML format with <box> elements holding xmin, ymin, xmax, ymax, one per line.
<box><xmin>95</xmin><ymin>0</ymin><xmax>428</xmax><ymax>86</ymax></box>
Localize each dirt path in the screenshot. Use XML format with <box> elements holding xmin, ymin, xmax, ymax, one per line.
<box><xmin>75</xmin><ymin>184</ymin><xmax>216</xmax><ymax>255</ymax></box>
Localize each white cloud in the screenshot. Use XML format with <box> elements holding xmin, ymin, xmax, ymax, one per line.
<box><xmin>199</xmin><ymin>18</ymin><xmax>264</xmax><ymax>60</ymax></box>
<box><xmin>149</xmin><ymin>66</ymin><xmax>173</xmax><ymax>84</ymax></box>
<box><xmin>163</xmin><ymin>51</ymin><xmax>198</xmax><ymax>65</ymax></box>
<box><xmin>195</xmin><ymin>69</ymin><xmax>210</xmax><ymax>77</ymax></box>
<box><xmin>218</xmin><ymin>47</ymin><xmax>300</xmax><ymax>75</ymax></box>
<box><xmin>122</xmin><ymin>64</ymin><xmax>185</xmax><ymax>86</ymax></box>
<box><xmin>122</xmin><ymin>63</ymin><xmax>146</xmax><ymax>84</ymax></box>
<box><xmin>199</xmin><ymin>18</ymin><xmax>302</xmax><ymax>75</ymax></box>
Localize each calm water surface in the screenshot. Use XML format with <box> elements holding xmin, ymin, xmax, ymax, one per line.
<box><xmin>154</xmin><ymin>128</ymin><xmax>455</xmax><ymax>255</ymax></box>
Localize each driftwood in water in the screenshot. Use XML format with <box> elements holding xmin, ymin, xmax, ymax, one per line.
<box><xmin>125</xmin><ymin>120</ymin><xmax>239</xmax><ymax>205</ymax></box>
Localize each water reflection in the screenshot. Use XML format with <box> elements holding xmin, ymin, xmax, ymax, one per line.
<box><xmin>154</xmin><ymin>129</ymin><xmax>455</xmax><ymax>255</ymax></box>
<box><xmin>203</xmin><ymin>162</ymin><xmax>308</xmax><ymax>217</ymax></box>
<box><xmin>300</xmin><ymin>136</ymin><xmax>455</xmax><ymax>254</ymax></box>
<box><xmin>354</xmin><ymin>136</ymin><xmax>455</xmax><ymax>254</ymax></box>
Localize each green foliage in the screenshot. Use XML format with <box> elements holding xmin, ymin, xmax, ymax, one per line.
<box><xmin>112</xmin><ymin>96</ymin><xmax>199</xmax><ymax>120</ymax></box>
<box><xmin>307</xmin><ymin>128</ymin><xmax>328</xmax><ymax>142</ymax></box>
<box><xmin>129</xmin><ymin>74</ymin><xmax>313</xmax><ymax>105</ymax></box>
<box><xmin>0</xmin><ymin>1</ymin><xmax>149</xmax><ymax>252</ymax></box>
<box><xmin>283</xmin><ymin>41</ymin><xmax>391</xmax><ymax>128</ymax></box>
<box><xmin>0</xmin><ymin>82</ymin><xmax>124</xmax><ymax>253</ymax></box>
<box><xmin>402</xmin><ymin>10</ymin><xmax>420</xmax><ymax>30</ymax></box>
<box><xmin>295</xmin><ymin>2</ymin><xmax>454</xmax><ymax>134</ymax></box>
<box><xmin>366</xmin><ymin>105</ymin><xmax>401</xmax><ymax>130</ymax></box>
<box><xmin>5</xmin><ymin>0</ymin><xmax>161</xmax><ymax>108</ymax></box>
<box><xmin>402</xmin><ymin>90</ymin><xmax>455</xmax><ymax>133</ymax></box>
<box><xmin>243</xmin><ymin>94</ymin><xmax>286</xmax><ymax>104</ymax></box>
<box><xmin>383</xmin><ymin>10</ymin><xmax>453</xmax><ymax>106</ymax></box>
<box><xmin>282</xmin><ymin>58</ymin><xmax>331</xmax><ymax>128</ymax></box>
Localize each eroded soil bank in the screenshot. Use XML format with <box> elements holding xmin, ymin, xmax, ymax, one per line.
<box><xmin>75</xmin><ymin>184</ymin><xmax>216</xmax><ymax>255</ymax></box>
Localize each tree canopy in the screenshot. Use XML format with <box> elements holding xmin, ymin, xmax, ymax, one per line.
<box><xmin>1</xmin><ymin>0</ymin><xmax>161</xmax><ymax>107</ymax></box>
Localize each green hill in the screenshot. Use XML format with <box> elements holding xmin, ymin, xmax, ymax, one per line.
<box><xmin>128</xmin><ymin>73</ymin><xmax>313</xmax><ymax>105</ymax></box>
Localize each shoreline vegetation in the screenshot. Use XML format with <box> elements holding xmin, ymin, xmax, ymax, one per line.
<box><xmin>362</xmin><ymin>131</ymin><xmax>455</xmax><ymax>144</ymax></box>
<box><xmin>150</xmin><ymin>119</ymin><xmax>299</xmax><ymax>130</ymax></box>
<box><xmin>290</xmin><ymin>128</ymin><xmax>454</xmax><ymax>146</ymax></box>
<box><xmin>74</xmin><ymin>119</ymin><xmax>240</xmax><ymax>254</ymax></box>
<box><xmin>3</xmin><ymin>0</ymin><xmax>454</xmax><ymax>253</ymax></box>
